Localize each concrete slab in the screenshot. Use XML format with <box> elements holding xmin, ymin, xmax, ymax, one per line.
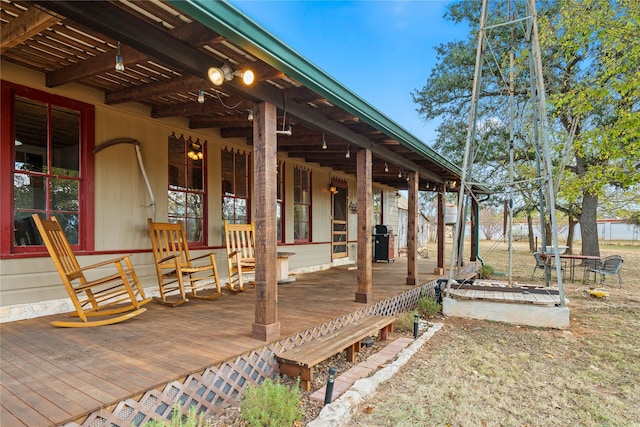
<box><xmin>442</xmin><ymin>297</ymin><xmax>570</xmax><ymax>329</ymax></box>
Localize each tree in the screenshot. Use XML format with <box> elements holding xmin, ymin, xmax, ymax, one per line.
<box><xmin>412</xmin><ymin>0</ymin><xmax>640</xmax><ymax>256</ymax></box>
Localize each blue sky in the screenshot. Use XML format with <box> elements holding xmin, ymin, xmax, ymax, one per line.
<box><xmin>228</xmin><ymin>0</ymin><xmax>469</xmax><ymax>146</ymax></box>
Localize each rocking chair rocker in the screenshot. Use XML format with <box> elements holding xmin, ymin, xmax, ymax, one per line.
<box><xmin>32</xmin><ymin>214</ymin><xmax>150</xmax><ymax>327</ymax></box>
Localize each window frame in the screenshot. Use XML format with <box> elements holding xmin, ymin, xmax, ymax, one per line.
<box><xmin>1</xmin><ymin>80</ymin><xmax>95</xmax><ymax>257</ymax></box>
<box><xmin>293</xmin><ymin>166</ymin><xmax>311</xmax><ymax>243</ymax></box>
<box><xmin>167</xmin><ymin>134</ymin><xmax>208</xmax><ymax>246</ymax></box>
<box><xmin>221</xmin><ymin>147</ymin><xmax>251</xmax><ymax>225</ymax></box>
<box><xmin>276</xmin><ymin>160</ymin><xmax>285</xmax><ymax>243</ymax></box>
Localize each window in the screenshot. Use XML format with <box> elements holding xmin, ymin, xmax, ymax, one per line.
<box><xmin>373</xmin><ymin>189</ymin><xmax>383</xmax><ymax>225</ymax></box>
<box><xmin>1</xmin><ymin>81</ymin><xmax>95</xmax><ymax>255</ymax></box>
<box><xmin>276</xmin><ymin>161</ymin><xmax>284</xmax><ymax>243</ymax></box>
<box><xmin>168</xmin><ymin>134</ymin><xmax>206</xmax><ymax>243</ymax></box>
<box><xmin>221</xmin><ymin>148</ymin><xmax>250</xmax><ymax>224</ymax></box>
<box><xmin>293</xmin><ymin>166</ymin><xmax>311</xmax><ymax>242</ymax></box>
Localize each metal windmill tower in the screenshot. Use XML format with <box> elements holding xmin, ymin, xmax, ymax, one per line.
<box><xmin>446</xmin><ymin>0</ymin><xmax>566</xmax><ymax>307</ymax></box>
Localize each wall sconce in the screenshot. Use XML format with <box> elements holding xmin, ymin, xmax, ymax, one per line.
<box><xmin>384</xmin><ymin>162</ymin><xmax>389</xmax><ymax>172</ymax></box>
<box><xmin>115</xmin><ymin>41</ymin><xmax>125</xmax><ymax>71</ymax></box>
<box><xmin>187</xmin><ymin>139</ymin><xmax>204</xmax><ymax>160</ymax></box>
<box><xmin>208</xmin><ymin>64</ymin><xmax>254</xmax><ymax>86</ymax></box>
<box><xmin>345</xmin><ymin>145</ymin><xmax>351</xmax><ymax>158</ymax></box>
<box><xmin>197</xmin><ymin>87</ymin><xmax>205</xmax><ymax>104</ymax></box>
<box><xmin>247</xmin><ymin>108</ymin><xmax>254</xmax><ymax>121</ymax></box>
<box><xmin>329</xmin><ymin>184</ymin><xmax>338</xmax><ymax>195</ymax></box>
<box><xmin>398</xmin><ymin>168</ymin><xmax>402</xmax><ymax>178</ymax></box>
<box><xmin>322</xmin><ymin>133</ymin><xmax>327</xmax><ymax>150</ymax></box>
<box><xmin>349</xmin><ymin>202</ymin><xmax>358</xmax><ymax>214</ymax></box>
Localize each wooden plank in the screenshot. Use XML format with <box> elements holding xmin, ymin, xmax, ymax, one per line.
<box><xmin>1</xmin><ymin>370</ymin><xmax>71</xmax><ymax>425</ymax></box>
<box><xmin>1</xmin><ymin>384</ymin><xmax>49</xmax><ymax>427</ymax></box>
<box><xmin>1</xmin><ymin>258</ymin><xmax>437</xmax><ymax>426</ymax></box>
<box><xmin>512</xmin><ymin>292</ymin><xmax>526</xmax><ymax>304</ymax></box>
<box><xmin>504</xmin><ymin>291</ymin><xmax>516</xmax><ymax>303</ymax></box>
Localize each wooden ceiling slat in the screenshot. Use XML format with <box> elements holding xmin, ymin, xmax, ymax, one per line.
<box><xmin>106</xmin><ymin>75</ymin><xmax>200</xmax><ymax>104</ymax></box>
<box><xmin>152</xmin><ymin>96</ymin><xmax>249</xmax><ymax>118</ymax></box>
<box><xmin>0</xmin><ymin>6</ymin><xmax>61</xmax><ymax>53</ymax></box>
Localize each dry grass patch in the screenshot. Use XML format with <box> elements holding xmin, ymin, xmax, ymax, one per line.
<box><xmin>349</xmin><ymin>242</ymin><xmax>640</xmax><ymax>427</ymax></box>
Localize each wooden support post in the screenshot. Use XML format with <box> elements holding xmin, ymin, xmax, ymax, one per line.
<box><xmin>470</xmin><ymin>196</ymin><xmax>478</xmax><ymax>262</ymax></box>
<box><xmin>436</xmin><ymin>183</ymin><xmax>446</xmax><ymax>275</ymax></box>
<box><xmin>406</xmin><ymin>171</ymin><xmax>419</xmax><ymax>285</ymax></box>
<box><xmin>355</xmin><ymin>148</ymin><xmax>373</xmax><ymax>303</ymax></box>
<box><xmin>252</xmin><ymin>101</ymin><xmax>280</xmax><ymax>342</ymax></box>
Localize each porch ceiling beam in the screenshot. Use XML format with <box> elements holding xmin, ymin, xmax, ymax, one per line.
<box><xmin>0</xmin><ymin>6</ymin><xmax>61</xmax><ymax>54</ymax></box>
<box><xmin>152</xmin><ymin>97</ymin><xmax>251</xmax><ymax>118</ymax></box>
<box><xmin>189</xmin><ymin>117</ymin><xmax>251</xmax><ymax>129</ymax></box>
<box><xmin>106</xmin><ymin>76</ymin><xmax>202</xmax><ymax>105</ymax></box>
<box><xmin>219</xmin><ymin>127</ymin><xmax>253</xmax><ymax>138</ymax></box>
<box><xmin>34</xmin><ymin>0</ymin><xmax>444</xmax><ymax>184</ymax></box>
<box><xmin>45</xmin><ymin>45</ymin><xmax>148</xmax><ymax>88</ymax></box>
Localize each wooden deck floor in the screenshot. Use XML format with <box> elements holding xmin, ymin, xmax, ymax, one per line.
<box><xmin>1</xmin><ymin>257</ymin><xmax>443</xmax><ymax>427</ymax></box>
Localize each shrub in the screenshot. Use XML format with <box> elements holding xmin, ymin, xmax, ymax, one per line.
<box><xmin>417</xmin><ymin>295</ymin><xmax>441</xmax><ymax>318</ymax></box>
<box><xmin>479</xmin><ymin>264</ymin><xmax>494</xmax><ymax>279</ymax></box>
<box><xmin>394</xmin><ymin>310</ymin><xmax>419</xmax><ymax>333</ymax></box>
<box><xmin>240</xmin><ymin>378</ymin><xmax>304</xmax><ymax>427</ymax></box>
<box><xmin>142</xmin><ymin>405</ymin><xmax>209</xmax><ymax>427</ymax></box>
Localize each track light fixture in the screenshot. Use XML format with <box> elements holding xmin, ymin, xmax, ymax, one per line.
<box><xmin>345</xmin><ymin>145</ymin><xmax>351</xmax><ymax>158</ymax></box>
<box><xmin>322</xmin><ymin>133</ymin><xmax>327</xmax><ymax>150</ymax></box>
<box><xmin>197</xmin><ymin>87</ymin><xmax>205</xmax><ymax>104</ymax></box>
<box><xmin>115</xmin><ymin>41</ymin><xmax>125</xmax><ymax>71</ymax></box>
<box><xmin>207</xmin><ymin>64</ymin><xmax>254</xmax><ymax>86</ymax></box>
<box><xmin>398</xmin><ymin>168</ymin><xmax>402</xmax><ymax>178</ymax></box>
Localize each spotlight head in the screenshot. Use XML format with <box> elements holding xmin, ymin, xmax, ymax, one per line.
<box><xmin>208</xmin><ymin>67</ymin><xmax>224</xmax><ymax>85</ymax></box>
<box><xmin>238</xmin><ymin>69</ymin><xmax>255</xmax><ymax>85</ymax></box>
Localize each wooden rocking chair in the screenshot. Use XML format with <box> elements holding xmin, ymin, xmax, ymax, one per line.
<box><xmin>32</xmin><ymin>214</ymin><xmax>150</xmax><ymax>327</ymax></box>
<box><xmin>147</xmin><ymin>219</ymin><xmax>222</xmax><ymax>306</ymax></box>
<box><xmin>224</xmin><ymin>221</ymin><xmax>256</xmax><ymax>293</ymax></box>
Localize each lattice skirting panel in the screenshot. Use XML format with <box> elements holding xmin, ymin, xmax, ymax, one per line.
<box><xmin>68</xmin><ymin>278</ymin><xmax>440</xmax><ymax>427</ymax></box>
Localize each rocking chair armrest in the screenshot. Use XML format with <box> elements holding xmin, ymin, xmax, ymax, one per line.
<box><xmin>227</xmin><ymin>250</ymin><xmax>240</xmax><ymax>258</ymax></box>
<box><xmin>189</xmin><ymin>253</ymin><xmax>212</xmax><ymax>262</ymax></box>
<box><xmin>158</xmin><ymin>254</ymin><xmax>179</xmax><ymax>264</ymax></box>
<box><xmin>66</xmin><ymin>255</ymin><xmax>134</xmax><ymax>280</ymax></box>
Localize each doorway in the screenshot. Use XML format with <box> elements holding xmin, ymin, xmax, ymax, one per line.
<box><xmin>331</xmin><ymin>181</ymin><xmax>348</xmax><ymax>259</ymax></box>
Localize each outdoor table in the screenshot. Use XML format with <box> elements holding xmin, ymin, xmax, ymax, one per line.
<box><xmin>545</xmin><ymin>253</ymin><xmax>601</xmax><ymax>282</ymax></box>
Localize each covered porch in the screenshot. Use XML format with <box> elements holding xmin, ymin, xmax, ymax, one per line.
<box><xmin>0</xmin><ymin>257</ymin><xmax>462</xmax><ymax>427</ymax></box>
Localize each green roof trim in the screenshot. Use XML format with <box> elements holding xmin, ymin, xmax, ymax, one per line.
<box><xmin>169</xmin><ymin>0</ymin><xmax>461</xmax><ymax>177</ymax></box>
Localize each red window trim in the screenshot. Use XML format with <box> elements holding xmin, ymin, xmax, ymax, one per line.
<box><xmin>293</xmin><ymin>166</ymin><xmax>312</xmax><ymax>243</ymax></box>
<box><xmin>0</xmin><ymin>80</ymin><xmax>95</xmax><ymax>257</ymax></box>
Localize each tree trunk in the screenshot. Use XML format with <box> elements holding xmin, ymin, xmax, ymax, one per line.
<box><xmin>527</xmin><ymin>213</ymin><xmax>536</xmax><ymax>252</ymax></box>
<box><xmin>566</xmin><ymin>216</ymin><xmax>578</xmax><ymax>255</ymax></box>
<box><xmin>580</xmin><ymin>192</ymin><xmax>600</xmax><ymax>256</ymax></box>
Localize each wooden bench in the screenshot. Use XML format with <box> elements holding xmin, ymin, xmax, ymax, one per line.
<box><xmin>275</xmin><ymin>315</ymin><xmax>396</xmax><ymax>391</ymax></box>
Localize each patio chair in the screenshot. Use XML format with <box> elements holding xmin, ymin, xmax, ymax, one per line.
<box><xmin>32</xmin><ymin>214</ymin><xmax>150</xmax><ymax>327</ymax></box>
<box><xmin>531</xmin><ymin>252</ymin><xmax>565</xmax><ymax>281</ymax></box>
<box><xmin>585</xmin><ymin>255</ymin><xmax>623</xmax><ymax>288</ymax></box>
<box><xmin>147</xmin><ymin>219</ymin><xmax>223</xmax><ymax>306</ymax></box>
<box><xmin>224</xmin><ymin>221</ymin><xmax>256</xmax><ymax>293</ymax></box>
